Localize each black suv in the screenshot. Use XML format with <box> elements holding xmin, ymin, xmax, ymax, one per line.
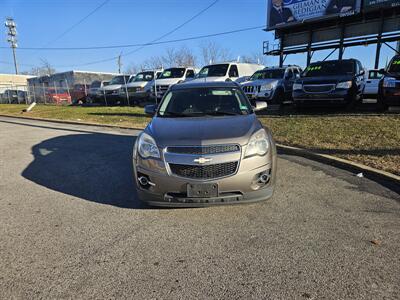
<box><xmin>378</xmin><ymin>55</ymin><xmax>400</xmax><ymax>108</ymax></box>
<box><xmin>293</xmin><ymin>59</ymin><xmax>365</xmax><ymax>108</ymax></box>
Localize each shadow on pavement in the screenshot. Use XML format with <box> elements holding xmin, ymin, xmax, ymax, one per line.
<box><xmin>22</xmin><ymin>132</ymin><xmax>146</xmax><ymax>209</ymax></box>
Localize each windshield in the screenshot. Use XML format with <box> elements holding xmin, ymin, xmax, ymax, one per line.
<box><xmin>130</xmin><ymin>71</ymin><xmax>154</xmax><ymax>82</ymax></box>
<box><xmin>91</xmin><ymin>81</ymin><xmax>101</xmax><ymax>88</ymax></box>
<box><xmin>388</xmin><ymin>56</ymin><xmax>400</xmax><ymax>74</ymax></box>
<box><xmin>109</xmin><ymin>76</ymin><xmax>129</xmax><ymax>85</ymax></box>
<box><xmin>198</xmin><ymin>64</ymin><xmax>229</xmax><ymax>78</ymax></box>
<box><xmin>250</xmin><ymin>69</ymin><xmax>285</xmax><ymax>80</ymax></box>
<box><xmin>159</xmin><ymin>68</ymin><xmax>186</xmax><ymax>79</ymax></box>
<box><xmin>303</xmin><ymin>61</ymin><xmax>355</xmax><ymax>77</ymax></box>
<box><xmin>158</xmin><ymin>87</ymin><xmax>252</xmax><ymax>117</ymax></box>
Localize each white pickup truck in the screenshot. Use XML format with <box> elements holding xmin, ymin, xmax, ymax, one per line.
<box><xmin>151</xmin><ymin>67</ymin><xmax>197</xmax><ymax>100</ymax></box>
<box><xmin>119</xmin><ymin>70</ymin><xmax>162</xmax><ymax>104</ymax></box>
<box><xmin>363</xmin><ymin>69</ymin><xmax>382</xmax><ymax>99</ymax></box>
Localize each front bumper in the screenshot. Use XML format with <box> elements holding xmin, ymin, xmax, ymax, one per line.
<box><xmin>133</xmin><ymin>151</ymin><xmax>276</xmax><ymax>207</ymax></box>
<box><xmin>293</xmin><ymin>89</ymin><xmax>352</xmax><ymax>105</ymax></box>
<box><xmin>245</xmin><ymin>90</ymin><xmax>274</xmax><ymax>102</ymax></box>
<box><xmin>381</xmin><ymin>87</ymin><xmax>400</xmax><ymax>106</ymax></box>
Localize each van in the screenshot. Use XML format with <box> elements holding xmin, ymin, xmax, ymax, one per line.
<box><xmin>192</xmin><ymin>62</ymin><xmax>264</xmax><ymax>83</ymax></box>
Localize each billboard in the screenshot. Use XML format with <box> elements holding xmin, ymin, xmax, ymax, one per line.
<box><xmin>364</xmin><ymin>0</ymin><xmax>400</xmax><ymax>10</ymax></box>
<box><xmin>267</xmin><ymin>0</ymin><xmax>362</xmax><ymax>30</ymax></box>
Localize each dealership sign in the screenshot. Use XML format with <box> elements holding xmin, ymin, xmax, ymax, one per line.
<box><xmin>364</xmin><ymin>0</ymin><xmax>400</xmax><ymax>10</ymax></box>
<box><xmin>267</xmin><ymin>0</ymin><xmax>362</xmax><ymax>30</ymax></box>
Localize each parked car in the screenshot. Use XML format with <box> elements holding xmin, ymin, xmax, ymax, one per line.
<box><xmin>70</xmin><ymin>84</ymin><xmax>90</xmax><ymax>103</ymax></box>
<box><xmin>1</xmin><ymin>89</ymin><xmax>27</xmax><ymax>104</ymax></box>
<box><xmin>134</xmin><ymin>81</ymin><xmax>276</xmax><ymax>207</ymax></box>
<box><xmin>378</xmin><ymin>55</ymin><xmax>400</xmax><ymax>108</ymax></box>
<box><xmin>97</xmin><ymin>75</ymin><xmax>133</xmax><ymax>105</ymax></box>
<box><xmin>241</xmin><ymin>65</ymin><xmax>302</xmax><ymax>105</ymax></box>
<box><xmin>192</xmin><ymin>62</ymin><xmax>264</xmax><ymax>83</ymax></box>
<box><xmin>293</xmin><ymin>59</ymin><xmax>365</xmax><ymax>108</ymax></box>
<box><xmin>45</xmin><ymin>88</ymin><xmax>72</xmax><ymax>105</ymax></box>
<box><xmin>119</xmin><ymin>70</ymin><xmax>163</xmax><ymax>105</ymax></box>
<box><xmin>88</xmin><ymin>80</ymin><xmax>109</xmax><ymax>102</ymax></box>
<box><xmin>151</xmin><ymin>67</ymin><xmax>197</xmax><ymax>101</ymax></box>
<box><xmin>363</xmin><ymin>70</ymin><xmax>382</xmax><ymax>99</ymax></box>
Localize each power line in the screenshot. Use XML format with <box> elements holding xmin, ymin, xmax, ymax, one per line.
<box><xmin>0</xmin><ymin>25</ymin><xmax>265</xmax><ymax>51</ymax></box>
<box><xmin>55</xmin><ymin>0</ymin><xmax>221</xmax><ymax>68</ymax></box>
<box><xmin>42</xmin><ymin>0</ymin><xmax>111</xmax><ymax>47</ymax></box>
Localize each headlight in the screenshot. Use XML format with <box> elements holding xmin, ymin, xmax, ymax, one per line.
<box><xmin>293</xmin><ymin>83</ymin><xmax>302</xmax><ymax>91</ymax></box>
<box><xmin>383</xmin><ymin>77</ymin><xmax>396</xmax><ymax>88</ymax></box>
<box><xmin>260</xmin><ymin>81</ymin><xmax>278</xmax><ymax>91</ymax></box>
<box><xmin>336</xmin><ymin>81</ymin><xmax>352</xmax><ymax>89</ymax></box>
<box><xmin>244</xmin><ymin>129</ymin><xmax>269</xmax><ymax>158</ymax></box>
<box><xmin>138</xmin><ymin>133</ymin><xmax>160</xmax><ymax>159</ymax></box>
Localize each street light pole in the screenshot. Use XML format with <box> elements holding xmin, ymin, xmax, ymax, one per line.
<box><xmin>5</xmin><ymin>17</ymin><xmax>19</xmax><ymax>74</ymax></box>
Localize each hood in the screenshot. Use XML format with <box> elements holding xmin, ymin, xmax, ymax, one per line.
<box><xmin>124</xmin><ymin>81</ymin><xmax>148</xmax><ymax>88</ymax></box>
<box><xmin>155</xmin><ymin>78</ymin><xmax>183</xmax><ymax>86</ymax></box>
<box><xmin>297</xmin><ymin>75</ymin><xmax>353</xmax><ymax>84</ymax></box>
<box><xmin>101</xmin><ymin>84</ymin><xmax>122</xmax><ymax>91</ymax></box>
<box><xmin>145</xmin><ymin>114</ymin><xmax>260</xmax><ymax>147</ymax></box>
<box><xmin>241</xmin><ymin>79</ymin><xmax>279</xmax><ymax>87</ymax></box>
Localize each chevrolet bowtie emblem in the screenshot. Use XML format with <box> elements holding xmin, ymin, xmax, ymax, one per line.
<box><xmin>193</xmin><ymin>157</ymin><xmax>212</xmax><ymax>164</ymax></box>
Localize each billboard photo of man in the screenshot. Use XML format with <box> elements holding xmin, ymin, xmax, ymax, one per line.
<box><xmin>268</xmin><ymin>0</ymin><xmax>296</xmax><ymax>28</ymax></box>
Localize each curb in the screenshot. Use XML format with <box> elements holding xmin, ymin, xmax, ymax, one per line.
<box><xmin>1</xmin><ymin>114</ymin><xmax>399</xmax><ymax>193</ymax></box>
<box><xmin>277</xmin><ymin>144</ymin><xmax>400</xmax><ymax>194</ymax></box>
<box><xmin>0</xmin><ymin>114</ymin><xmax>145</xmax><ymax>132</ymax></box>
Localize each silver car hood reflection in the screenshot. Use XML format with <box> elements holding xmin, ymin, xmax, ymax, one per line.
<box><xmin>145</xmin><ymin>114</ymin><xmax>260</xmax><ymax>147</ymax></box>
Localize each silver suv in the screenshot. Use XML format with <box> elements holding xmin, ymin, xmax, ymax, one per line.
<box><xmin>133</xmin><ymin>82</ymin><xmax>277</xmax><ymax>207</ymax></box>
<box><xmin>241</xmin><ymin>66</ymin><xmax>302</xmax><ymax>105</ymax></box>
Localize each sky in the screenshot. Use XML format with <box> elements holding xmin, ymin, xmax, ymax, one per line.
<box><xmin>0</xmin><ymin>0</ymin><xmax>398</xmax><ymax>74</ymax></box>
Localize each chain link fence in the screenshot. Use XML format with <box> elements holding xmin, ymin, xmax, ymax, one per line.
<box><xmin>0</xmin><ymin>83</ymin><xmax>76</xmax><ymax>105</ymax></box>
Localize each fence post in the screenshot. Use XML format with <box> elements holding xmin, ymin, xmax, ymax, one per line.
<box><xmin>42</xmin><ymin>83</ymin><xmax>46</xmax><ymax>104</ymax></box>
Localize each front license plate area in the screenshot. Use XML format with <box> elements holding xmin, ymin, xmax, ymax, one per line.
<box><xmin>187</xmin><ymin>183</ymin><xmax>218</xmax><ymax>198</ymax></box>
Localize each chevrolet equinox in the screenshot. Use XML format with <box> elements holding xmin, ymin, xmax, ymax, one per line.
<box><xmin>133</xmin><ymin>82</ymin><xmax>277</xmax><ymax>207</ymax></box>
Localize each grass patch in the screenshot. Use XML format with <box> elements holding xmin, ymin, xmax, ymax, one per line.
<box><xmin>1</xmin><ymin>104</ymin><xmax>399</xmax><ymax>175</ymax></box>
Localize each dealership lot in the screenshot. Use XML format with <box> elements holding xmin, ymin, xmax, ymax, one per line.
<box><xmin>0</xmin><ymin>116</ymin><xmax>399</xmax><ymax>299</ymax></box>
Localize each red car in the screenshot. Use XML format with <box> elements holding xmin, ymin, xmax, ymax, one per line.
<box><xmin>70</xmin><ymin>84</ymin><xmax>90</xmax><ymax>103</ymax></box>
<box><xmin>46</xmin><ymin>88</ymin><xmax>72</xmax><ymax>105</ymax></box>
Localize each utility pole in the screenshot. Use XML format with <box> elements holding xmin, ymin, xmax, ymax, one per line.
<box><xmin>117</xmin><ymin>52</ymin><xmax>122</xmax><ymax>74</ymax></box>
<box><xmin>5</xmin><ymin>17</ymin><xmax>18</xmax><ymax>74</ymax></box>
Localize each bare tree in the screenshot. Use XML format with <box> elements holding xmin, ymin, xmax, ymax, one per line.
<box><xmin>29</xmin><ymin>59</ymin><xmax>56</xmax><ymax>76</ymax></box>
<box><xmin>162</xmin><ymin>46</ymin><xmax>197</xmax><ymax>67</ymax></box>
<box><xmin>240</xmin><ymin>52</ymin><xmax>267</xmax><ymax>65</ymax></box>
<box><xmin>199</xmin><ymin>41</ymin><xmax>231</xmax><ymax>65</ymax></box>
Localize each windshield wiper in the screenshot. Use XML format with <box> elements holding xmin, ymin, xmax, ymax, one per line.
<box><xmin>161</xmin><ymin>111</ymin><xmax>203</xmax><ymax>118</ymax></box>
<box><xmin>204</xmin><ymin>111</ymin><xmax>241</xmax><ymax>116</ymax></box>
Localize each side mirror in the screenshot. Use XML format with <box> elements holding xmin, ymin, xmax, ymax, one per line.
<box><xmin>144</xmin><ymin>104</ymin><xmax>156</xmax><ymax>116</ymax></box>
<box><xmin>378</xmin><ymin>68</ymin><xmax>386</xmax><ymax>75</ymax></box>
<box><xmin>253</xmin><ymin>101</ymin><xmax>268</xmax><ymax>112</ymax></box>
<box><xmin>359</xmin><ymin>70</ymin><xmax>365</xmax><ymax>76</ymax></box>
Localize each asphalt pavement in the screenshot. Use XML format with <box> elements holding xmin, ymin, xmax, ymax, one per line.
<box><xmin>0</xmin><ymin>116</ymin><xmax>399</xmax><ymax>299</ymax></box>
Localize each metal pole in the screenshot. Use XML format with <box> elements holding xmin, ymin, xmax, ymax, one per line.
<box><xmin>307</xmin><ymin>31</ymin><xmax>313</xmax><ymax>66</ymax></box>
<box><xmin>338</xmin><ymin>25</ymin><xmax>345</xmax><ymax>60</ymax></box>
<box><xmin>375</xmin><ymin>11</ymin><xmax>384</xmax><ymax>69</ymax></box>
<box><xmin>123</xmin><ymin>75</ymin><xmax>129</xmax><ymax>106</ymax></box>
<box><xmin>42</xmin><ymin>83</ymin><xmax>46</xmax><ymax>104</ymax></box>
<box><xmin>12</xmin><ymin>47</ymin><xmax>18</xmax><ymax>74</ymax></box>
<box><xmin>154</xmin><ymin>71</ymin><xmax>158</xmax><ymax>104</ymax></box>
<box><xmin>279</xmin><ymin>37</ymin><xmax>284</xmax><ymax>68</ymax></box>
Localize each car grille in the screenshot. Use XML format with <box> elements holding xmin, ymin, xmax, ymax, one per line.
<box><xmin>242</xmin><ymin>86</ymin><xmax>261</xmax><ymax>93</ymax></box>
<box><xmin>169</xmin><ymin>162</ymin><xmax>238</xmax><ymax>179</ymax></box>
<box><xmin>303</xmin><ymin>84</ymin><xmax>335</xmax><ymax>93</ymax></box>
<box><xmin>167</xmin><ymin>145</ymin><xmax>240</xmax><ymax>155</ymax></box>
<box><xmin>155</xmin><ymin>85</ymin><xmax>170</xmax><ymax>93</ymax></box>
